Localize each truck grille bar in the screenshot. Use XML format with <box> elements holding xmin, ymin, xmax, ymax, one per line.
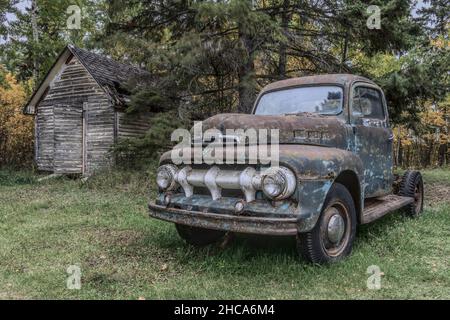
<box><xmin>175</xmin><ymin>166</ymin><xmax>263</xmax><ymax>202</ymax></box>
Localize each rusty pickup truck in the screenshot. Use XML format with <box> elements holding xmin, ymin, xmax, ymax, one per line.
<box><xmin>148</xmin><ymin>74</ymin><xmax>424</xmax><ymax>264</ymax></box>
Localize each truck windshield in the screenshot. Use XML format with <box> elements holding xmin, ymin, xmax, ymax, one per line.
<box><xmin>254</xmin><ymin>86</ymin><xmax>343</xmax><ymax>115</ymax></box>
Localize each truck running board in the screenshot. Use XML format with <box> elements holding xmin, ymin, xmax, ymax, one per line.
<box><xmin>361</xmin><ymin>194</ymin><xmax>414</xmax><ymax>224</ymax></box>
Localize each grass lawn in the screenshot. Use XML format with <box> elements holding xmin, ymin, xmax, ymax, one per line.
<box><xmin>0</xmin><ymin>167</ymin><xmax>449</xmax><ymax>299</ymax></box>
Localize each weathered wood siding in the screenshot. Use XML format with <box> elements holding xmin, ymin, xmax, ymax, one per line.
<box><xmin>35</xmin><ymin>104</ymin><xmax>54</xmax><ymax>171</ymax></box>
<box><xmin>53</xmin><ymin>105</ymin><xmax>82</xmax><ymax>173</ymax></box>
<box><xmin>116</xmin><ymin>111</ymin><xmax>153</xmax><ymax>139</ymax></box>
<box><xmin>85</xmin><ymin>95</ymin><xmax>115</xmax><ymax>173</ymax></box>
<box><xmin>35</xmin><ymin>56</ymin><xmax>114</xmax><ymax>174</ymax></box>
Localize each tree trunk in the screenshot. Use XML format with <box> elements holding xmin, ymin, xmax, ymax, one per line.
<box><xmin>425</xmin><ymin>140</ymin><xmax>433</xmax><ymax>167</ymax></box>
<box><xmin>440</xmin><ymin>111</ymin><xmax>449</xmax><ymax>166</ymax></box>
<box><xmin>31</xmin><ymin>0</ymin><xmax>39</xmax><ymax>81</ymax></box>
<box><xmin>237</xmin><ymin>22</ymin><xmax>256</xmax><ymax>114</ymax></box>
<box><xmin>438</xmin><ymin>143</ymin><xmax>447</xmax><ymax>166</ymax></box>
<box><xmin>398</xmin><ymin>140</ymin><xmax>403</xmax><ymax>168</ymax></box>
<box><xmin>278</xmin><ymin>0</ymin><xmax>290</xmax><ymax>79</ymax></box>
<box><xmin>341</xmin><ymin>32</ymin><xmax>349</xmax><ymax>72</ymax></box>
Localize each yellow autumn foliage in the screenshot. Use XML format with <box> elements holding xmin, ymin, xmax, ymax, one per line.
<box><xmin>394</xmin><ymin>98</ymin><xmax>449</xmax><ymax>142</ymax></box>
<box><xmin>0</xmin><ymin>67</ymin><xmax>34</xmax><ymax>167</ymax></box>
<box><xmin>393</xmin><ymin>96</ymin><xmax>449</xmax><ymax>167</ymax></box>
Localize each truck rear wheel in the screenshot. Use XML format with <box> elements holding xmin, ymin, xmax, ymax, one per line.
<box><xmin>399</xmin><ymin>170</ymin><xmax>424</xmax><ymax>217</ymax></box>
<box><xmin>175</xmin><ymin>224</ymin><xmax>226</xmax><ymax>246</ymax></box>
<box><xmin>297</xmin><ymin>183</ymin><xmax>356</xmax><ymax>264</ymax></box>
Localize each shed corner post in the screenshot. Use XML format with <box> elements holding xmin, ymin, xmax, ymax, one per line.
<box><xmin>82</xmin><ymin>102</ymin><xmax>88</xmax><ymax>176</ymax></box>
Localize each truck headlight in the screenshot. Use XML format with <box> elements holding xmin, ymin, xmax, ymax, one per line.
<box><xmin>261</xmin><ymin>167</ymin><xmax>296</xmax><ymax>200</ymax></box>
<box><xmin>156</xmin><ymin>164</ymin><xmax>178</xmax><ymax>191</ymax></box>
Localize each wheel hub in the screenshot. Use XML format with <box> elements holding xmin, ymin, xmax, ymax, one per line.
<box><xmin>327</xmin><ymin>213</ymin><xmax>345</xmax><ymax>244</ymax></box>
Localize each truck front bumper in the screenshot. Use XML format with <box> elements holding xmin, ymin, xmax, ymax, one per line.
<box><xmin>148</xmin><ymin>201</ymin><xmax>299</xmax><ymax>236</ymax></box>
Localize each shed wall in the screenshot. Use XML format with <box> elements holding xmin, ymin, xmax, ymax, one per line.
<box><xmin>35</xmin><ymin>104</ymin><xmax>54</xmax><ymax>171</ymax></box>
<box><xmin>35</xmin><ymin>56</ymin><xmax>114</xmax><ymax>174</ymax></box>
<box><xmin>116</xmin><ymin>111</ymin><xmax>153</xmax><ymax>139</ymax></box>
<box><xmin>53</xmin><ymin>105</ymin><xmax>83</xmax><ymax>173</ymax></box>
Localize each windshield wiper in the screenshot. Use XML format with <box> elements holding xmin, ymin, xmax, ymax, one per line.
<box><xmin>284</xmin><ymin>111</ymin><xmax>323</xmax><ymax>117</ymax></box>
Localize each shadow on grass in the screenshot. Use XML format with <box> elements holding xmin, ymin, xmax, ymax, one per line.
<box><xmin>110</xmin><ymin>209</ymin><xmax>412</xmax><ymax>271</ymax></box>
<box><xmin>89</xmin><ymin>201</ymin><xmax>441</xmax><ymax>287</ymax></box>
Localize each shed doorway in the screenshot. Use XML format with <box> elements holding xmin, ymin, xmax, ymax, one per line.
<box><xmin>53</xmin><ymin>104</ymin><xmax>85</xmax><ymax>174</ymax></box>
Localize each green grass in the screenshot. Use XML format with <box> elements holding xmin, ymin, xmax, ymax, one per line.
<box><xmin>0</xmin><ymin>166</ymin><xmax>449</xmax><ymax>299</ymax></box>
<box><xmin>420</xmin><ymin>167</ymin><xmax>450</xmax><ymax>185</ymax></box>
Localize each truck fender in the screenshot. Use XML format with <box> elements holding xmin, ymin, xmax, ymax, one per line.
<box><xmin>277</xmin><ymin>145</ymin><xmax>364</xmax><ymax>232</ymax></box>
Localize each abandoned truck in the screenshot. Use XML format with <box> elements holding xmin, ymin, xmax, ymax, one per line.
<box><xmin>148</xmin><ymin>74</ymin><xmax>424</xmax><ymax>264</ymax></box>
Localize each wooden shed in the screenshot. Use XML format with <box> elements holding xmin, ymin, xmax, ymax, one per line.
<box><xmin>24</xmin><ymin>45</ymin><xmax>152</xmax><ymax>175</ymax></box>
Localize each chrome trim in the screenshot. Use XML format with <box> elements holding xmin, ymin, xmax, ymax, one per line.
<box><xmin>177</xmin><ymin>166</ymin><xmax>193</xmax><ymax>197</ymax></box>
<box><xmin>161</xmin><ymin>164</ymin><xmax>296</xmax><ymax>202</ymax></box>
<box><xmin>204</xmin><ymin>166</ymin><xmax>221</xmax><ymax>200</ymax></box>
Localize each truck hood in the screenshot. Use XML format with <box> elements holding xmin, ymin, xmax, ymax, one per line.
<box><xmin>200</xmin><ymin>113</ymin><xmax>348</xmax><ymax>149</ymax></box>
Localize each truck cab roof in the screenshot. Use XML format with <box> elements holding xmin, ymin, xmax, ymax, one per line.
<box><xmin>260</xmin><ymin>74</ymin><xmax>378</xmax><ymax>94</ymax></box>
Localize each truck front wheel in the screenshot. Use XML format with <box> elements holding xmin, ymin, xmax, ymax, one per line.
<box><xmin>297</xmin><ymin>183</ymin><xmax>357</xmax><ymax>264</ymax></box>
<box><xmin>175</xmin><ymin>224</ymin><xmax>226</xmax><ymax>246</ymax></box>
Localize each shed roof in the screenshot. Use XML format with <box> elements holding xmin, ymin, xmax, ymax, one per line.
<box><xmin>24</xmin><ymin>45</ymin><xmax>149</xmax><ymax>114</ymax></box>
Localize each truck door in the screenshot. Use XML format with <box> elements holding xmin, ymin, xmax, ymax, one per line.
<box><xmin>350</xmin><ymin>83</ymin><xmax>393</xmax><ymax>198</ymax></box>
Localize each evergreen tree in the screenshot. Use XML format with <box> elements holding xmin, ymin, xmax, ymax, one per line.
<box><xmin>0</xmin><ymin>0</ymin><xmax>107</xmax><ymax>82</ymax></box>
<box><xmin>103</xmin><ymin>0</ymin><xmax>423</xmax><ymax>117</ymax></box>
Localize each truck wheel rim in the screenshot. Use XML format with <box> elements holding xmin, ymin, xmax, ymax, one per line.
<box><xmin>327</xmin><ymin>212</ymin><xmax>345</xmax><ymax>244</ymax></box>
<box><xmin>320</xmin><ymin>201</ymin><xmax>350</xmax><ymax>257</ymax></box>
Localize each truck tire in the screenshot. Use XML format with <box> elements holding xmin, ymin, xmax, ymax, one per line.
<box><xmin>297</xmin><ymin>183</ymin><xmax>357</xmax><ymax>264</ymax></box>
<box><xmin>175</xmin><ymin>224</ymin><xmax>225</xmax><ymax>246</ymax></box>
<box><xmin>399</xmin><ymin>170</ymin><xmax>424</xmax><ymax>217</ymax></box>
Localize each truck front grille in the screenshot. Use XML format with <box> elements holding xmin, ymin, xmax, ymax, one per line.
<box><xmin>175</xmin><ymin>165</ymin><xmax>264</xmax><ymax>202</ymax></box>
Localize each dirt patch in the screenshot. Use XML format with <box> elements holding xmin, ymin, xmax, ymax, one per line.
<box><xmin>425</xmin><ymin>183</ymin><xmax>450</xmax><ymax>206</ymax></box>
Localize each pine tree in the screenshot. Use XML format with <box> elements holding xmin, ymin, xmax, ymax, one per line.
<box><xmin>103</xmin><ymin>0</ymin><xmax>423</xmax><ymax>116</ymax></box>
<box><xmin>0</xmin><ymin>0</ymin><xmax>106</xmax><ymax>82</ymax></box>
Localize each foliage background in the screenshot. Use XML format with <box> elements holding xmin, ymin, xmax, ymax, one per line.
<box><xmin>0</xmin><ymin>0</ymin><xmax>448</xmax><ymax>301</ymax></box>
<box><xmin>0</xmin><ymin>0</ymin><xmax>448</xmax><ymax>169</ymax></box>
<box><xmin>0</xmin><ymin>66</ymin><xmax>33</xmax><ymax>168</ymax></box>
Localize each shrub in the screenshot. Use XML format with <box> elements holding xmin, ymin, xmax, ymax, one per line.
<box><xmin>0</xmin><ymin>68</ymin><xmax>34</xmax><ymax>168</ymax></box>
<box><xmin>112</xmin><ymin>112</ymin><xmax>187</xmax><ymax>168</ymax></box>
<box><xmin>0</xmin><ymin>169</ymin><xmax>37</xmax><ymax>186</ymax></box>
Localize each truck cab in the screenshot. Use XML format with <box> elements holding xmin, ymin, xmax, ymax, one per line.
<box><xmin>149</xmin><ymin>74</ymin><xmax>424</xmax><ymax>264</ymax></box>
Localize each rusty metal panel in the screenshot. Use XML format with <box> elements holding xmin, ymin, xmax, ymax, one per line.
<box><xmin>361</xmin><ymin>195</ymin><xmax>414</xmax><ymax>224</ymax></box>
<box><xmin>148</xmin><ymin>202</ymin><xmax>298</xmax><ymax>236</ymax></box>
<box><xmin>150</xmin><ymin>73</ymin><xmax>401</xmax><ymax>236</ymax></box>
<box><xmin>155</xmin><ymin>193</ymin><xmax>299</xmax><ymax>218</ymax></box>
<box><xmin>258</xmin><ymin>74</ymin><xmax>377</xmax><ymax>95</ymax></box>
<box><xmin>200</xmin><ymin>113</ymin><xmax>349</xmax><ymax>148</ymax></box>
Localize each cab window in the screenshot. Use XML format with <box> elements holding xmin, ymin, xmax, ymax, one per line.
<box><xmin>352</xmin><ymin>87</ymin><xmax>384</xmax><ymax>120</ymax></box>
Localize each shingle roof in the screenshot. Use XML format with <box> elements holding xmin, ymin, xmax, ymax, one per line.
<box><xmin>23</xmin><ymin>45</ymin><xmax>149</xmax><ymax>114</ymax></box>
<box><xmin>68</xmin><ymin>45</ymin><xmax>149</xmax><ymax>105</ymax></box>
